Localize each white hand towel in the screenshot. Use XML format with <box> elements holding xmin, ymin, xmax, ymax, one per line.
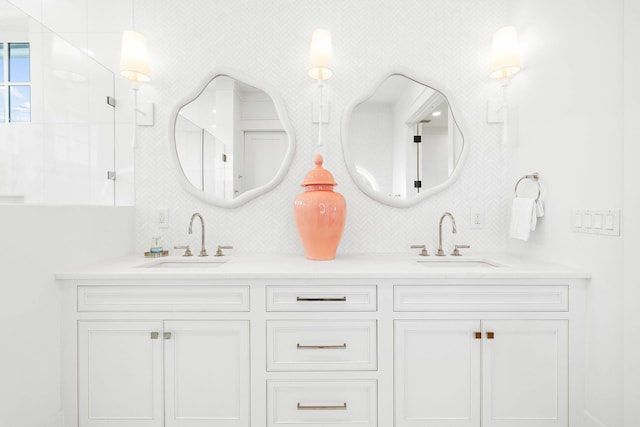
<box><xmin>509</xmin><ymin>198</ymin><xmax>536</xmax><ymax>241</ymax></box>
<box><xmin>535</xmin><ymin>200</ymin><xmax>545</xmax><ymax>218</ymax></box>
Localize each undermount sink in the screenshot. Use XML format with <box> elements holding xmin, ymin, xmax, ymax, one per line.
<box><xmin>415</xmin><ymin>257</ymin><xmax>503</xmax><ymax>269</ymax></box>
<box><xmin>139</xmin><ymin>257</ymin><xmax>229</xmax><ymax>269</ymax></box>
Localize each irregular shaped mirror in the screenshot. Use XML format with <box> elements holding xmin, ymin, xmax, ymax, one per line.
<box><xmin>170</xmin><ymin>72</ymin><xmax>295</xmax><ymax>207</ymax></box>
<box><xmin>342</xmin><ymin>73</ymin><xmax>466</xmax><ymax>207</ymax></box>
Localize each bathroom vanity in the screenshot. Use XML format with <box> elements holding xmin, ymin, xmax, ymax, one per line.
<box><xmin>57</xmin><ymin>254</ymin><xmax>588</xmax><ymax>427</ymax></box>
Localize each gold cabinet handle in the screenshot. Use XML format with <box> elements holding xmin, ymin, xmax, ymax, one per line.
<box><xmin>296</xmin><ymin>343</ymin><xmax>347</xmax><ymax>350</ymax></box>
<box><xmin>163</xmin><ymin>332</ymin><xmax>172</xmax><ymax>340</ymax></box>
<box><xmin>297</xmin><ymin>402</ymin><xmax>347</xmax><ymax>410</ymax></box>
<box><xmin>150</xmin><ymin>332</ymin><xmax>159</xmax><ymax>340</ymax></box>
<box><xmin>296</xmin><ymin>296</ymin><xmax>347</xmax><ymax>302</ymax></box>
<box><xmin>474</xmin><ymin>332</ymin><xmax>482</xmax><ymax>339</ymax></box>
<box><xmin>486</xmin><ymin>332</ymin><xmax>495</xmax><ymax>339</ymax></box>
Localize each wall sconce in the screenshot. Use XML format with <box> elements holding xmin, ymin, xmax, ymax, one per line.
<box><xmin>488</xmin><ymin>26</ymin><xmax>522</xmax><ymax>145</ymax></box>
<box><xmin>489</xmin><ymin>26</ymin><xmax>522</xmax><ymax>79</ymax></box>
<box><xmin>120</xmin><ymin>30</ymin><xmax>151</xmax><ymax>83</ymax></box>
<box><xmin>120</xmin><ymin>29</ymin><xmax>153</xmax><ymax>148</ymax></box>
<box><xmin>307</xmin><ymin>28</ymin><xmax>333</xmax><ymax>149</ymax></box>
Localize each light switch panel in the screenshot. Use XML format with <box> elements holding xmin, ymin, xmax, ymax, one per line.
<box><xmin>572</xmin><ymin>209</ymin><xmax>620</xmax><ymax>236</ymax></box>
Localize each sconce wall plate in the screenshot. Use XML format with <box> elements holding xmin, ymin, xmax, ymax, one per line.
<box><xmin>487</xmin><ymin>98</ymin><xmax>504</xmax><ymax>123</ymax></box>
<box><xmin>137</xmin><ymin>102</ymin><xmax>154</xmax><ymax>126</ymax></box>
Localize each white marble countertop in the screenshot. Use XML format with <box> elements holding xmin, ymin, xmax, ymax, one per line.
<box><xmin>55</xmin><ymin>252</ymin><xmax>591</xmax><ymax>281</ymax></box>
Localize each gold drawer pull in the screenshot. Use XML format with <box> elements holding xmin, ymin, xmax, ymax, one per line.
<box><xmin>486</xmin><ymin>332</ymin><xmax>495</xmax><ymax>339</ymax></box>
<box><xmin>296</xmin><ymin>296</ymin><xmax>347</xmax><ymax>302</ymax></box>
<box><xmin>297</xmin><ymin>402</ymin><xmax>347</xmax><ymax>410</ymax></box>
<box><xmin>297</xmin><ymin>343</ymin><xmax>347</xmax><ymax>350</ymax></box>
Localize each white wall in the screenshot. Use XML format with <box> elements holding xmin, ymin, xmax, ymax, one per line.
<box><xmin>129</xmin><ymin>0</ymin><xmax>509</xmax><ymax>256</ymax></box>
<box><xmin>623</xmin><ymin>0</ymin><xmax>640</xmax><ymax>425</ymax></box>
<box><xmin>8</xmin><ymin>0</ymin><xmax>511</xmax><ymax>253</ymax></box>
<box><xmin>0</xmin><ymin>206</ymin><xmax>134</xmax><ymax>427</ymax></box>
<box><xmin>507</xmin><ymin>1</ymin><xmax>624</xmax><ymax>426</ymax></box>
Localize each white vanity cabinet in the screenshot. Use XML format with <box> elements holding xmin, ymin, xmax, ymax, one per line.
<box><xmin>393</xmin><ymin>283</ymin><xmax>577</xmax><ymax>427</ymax></box>
<box><xmin>77</xmin><ymin>319</ymin><xmax>249</xmax><ymax>427</ymax></box>
<box><xmin>58</xmin><ymin>258</ymin><xmax>587</xmax><ymax>427</ymax></box>
<box><xmin>265</xmin><ymin>284</ymin><xmax>379</xmax><ymax>427</ymax></box>
<box><xmin>395</xmin><ymin>319</ymin><xmax>568</xmax><ymax>427</ymax></box>
<box><xmin>64</xmin><ymin>284</ymin><xmax>251</xmax><ymax>427</ymax></box>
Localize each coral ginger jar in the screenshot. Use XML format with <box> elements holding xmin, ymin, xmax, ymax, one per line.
<box><xmin>294</xmin><ymin>154</ymin><xmax>346</xmax><ymax>260</ymax></box>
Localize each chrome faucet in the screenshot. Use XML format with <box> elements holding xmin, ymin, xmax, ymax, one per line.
<box><xmin>188</xmin><ymin>212</ymin><xmax>208</xmax><ymax>257</ymax></box>
<box><xmin>436</xmin><ymin>212</ymin><xmax>457</xmax><ymax>256</ymax></box>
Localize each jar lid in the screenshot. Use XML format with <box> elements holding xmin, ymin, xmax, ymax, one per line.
<box><xmin>301</xmin><ymin>154</ymin><xmax>337</xmax><ymax>186</ymax></box>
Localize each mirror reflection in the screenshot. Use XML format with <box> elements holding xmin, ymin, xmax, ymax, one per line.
<box><xmin>173</xmin><ymin>75</ymin><xmax>291</xmax><ymax>205</ymax></box>
<box><xmin>343</xmin><ymin>74</ymin><xmax>465</xmax><ymax>206</ymax></box>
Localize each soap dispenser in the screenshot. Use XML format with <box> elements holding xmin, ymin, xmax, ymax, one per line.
<box><xmin>150</xmin><ymin>235</ymin><xmax>163</xmax><ymax>254</ymax></box>
<box><xmin>293</xmin><ymin>154</ymin><xmax>346</xmax><ymax>260</ymax></box>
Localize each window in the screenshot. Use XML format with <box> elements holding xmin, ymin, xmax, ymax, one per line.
<box><xmin>0</xmin><ymin>42</ymin><xmax>31</xmax><ymax>123</ymax></box>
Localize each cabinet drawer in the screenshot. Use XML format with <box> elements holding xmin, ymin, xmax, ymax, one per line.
<box><xmin>77</xmin><ymin>285</ymin><xmax>250</xmax><ymax>312</ymax></box>
<box><xmin>267</xmin><ymin>380</ymin><xmax>377</xmax><ymax>427</ymax></box>
<box><xmin>394</xmin><ymin>285</ymin><xmax>569</xmax><ymax>312</ymax></box>
<box><xmin>267</xmin><ymin>320</ymin><xmax>377</xmax><ymax>371</ymax></box>
<box><xmin>266</xmin><ymin>285</ymin><xmax>377</xmax><ymax>311</ymax></box>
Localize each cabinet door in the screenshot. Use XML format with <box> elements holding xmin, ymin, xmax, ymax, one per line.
<box><xmin>78</xmin><ymin>320</ymin><xmax>163</xmax><ymax>427</ymax></box>
<box><xmin>482</xmin><ymin>320</ymin><xmax>568</xmax><ymax>427</ymax></box>
<box><xmin>163</xmin><ymin>320</ymin><xmax>250</xmax><ymax>427</ymax></box>
<box><xmin>395</xmin><ymin>320</ymin><xmax>481</xmax><ymax>427</ymax></box>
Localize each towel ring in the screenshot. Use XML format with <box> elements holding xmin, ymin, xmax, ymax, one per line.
<box><xmin>514</xmin><ymin>173</ymin><xmax>541</xmax><ymax>202</ymax></box>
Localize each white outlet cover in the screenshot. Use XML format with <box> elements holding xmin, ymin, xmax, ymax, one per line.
<box><xmin>157</xmin><ymin>208</ymin><xmax>169</xmax><ymax>229</ymax></box>
<box><xmin>469</xmin><ymin>208</ymin><xmax>484</xmax><ymax>229</ymax></box>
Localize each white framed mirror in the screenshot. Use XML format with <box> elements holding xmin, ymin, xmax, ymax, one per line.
<box><xmin>342</xmin><ymin>70</ymin><xmax>467</xmax><ymax>207</ymax></box>
<box><xmin>169</xmin><ymin>69</ymin><xmax>295</xmax><ymax>207</ymax></box>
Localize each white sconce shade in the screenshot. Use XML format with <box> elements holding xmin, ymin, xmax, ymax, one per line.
<box><xmin>307</xmin><ymin>28</ymin><xmax>333</xmax><ymax>80</ymax></box>
<box><xmin>489</xmin><ymin>26</ymin><xmax>521</xmax><ymax>79</ymax></box>
<box><xmin>120</xmin><ymin>30</ymin><xmax>151</xmax><ymax>83</ymax></box>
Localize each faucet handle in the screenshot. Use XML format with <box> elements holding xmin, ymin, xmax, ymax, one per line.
<box><xmin>410</xmin><ymin>244</ymin><xmax>429</xmax><ymax>256</ymax></box>
<box><xmin>215</xmin><ymin>245</ymin><xmax>233</xmax><ymax>257</ymax></box>
<box><xmin>452</xmin><ymin>244</ymin><xmax>470</xmax><ymax>256</ymax></box>
<box><xmin>174</xmin><ymin>245</ymin><xmax>193</xmax><ymax>257</ymax></box>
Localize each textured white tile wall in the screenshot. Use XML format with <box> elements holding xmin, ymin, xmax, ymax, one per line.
<box><xmin>133</xmin><ymin>0</ymin><xmax>512</xmax><ymax>256</ymax></box>
<box><xmin>9</xmin><ymin>0</ymin><xmax>513</xmax><ymax>254</ymax></box>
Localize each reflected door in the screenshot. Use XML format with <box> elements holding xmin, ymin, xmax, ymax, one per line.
<box><xmin>203</xmin><ymin>130</ymin><xmax>226</xmax><ymax>198</ymax></box>
<box><xmin>241</xmin><ymin>131</ymin><xmax>287</xmax><ymax>192</ymax></box>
